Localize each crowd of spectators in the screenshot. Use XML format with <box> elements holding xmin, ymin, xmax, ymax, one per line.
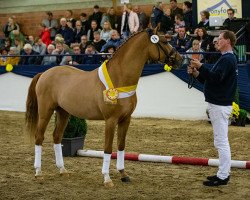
<box><xmin>0</xmin><ymin>0</ymin><xmax>239</xmax><ymax>66</ymax></box>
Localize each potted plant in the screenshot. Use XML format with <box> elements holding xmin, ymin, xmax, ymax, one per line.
<box><xmin>61</xmin><ymin>115</ymin><xmax>87</xmax><ymax>156</ymax></box>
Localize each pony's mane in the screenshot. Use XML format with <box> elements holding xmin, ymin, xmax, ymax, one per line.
<box><xmin>108</xmin><ymin>30</ymin><xmax>146</xmax><ymax>61</ymax></box>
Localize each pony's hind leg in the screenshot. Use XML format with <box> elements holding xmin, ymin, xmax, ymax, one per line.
<box><xmin>117</xmin><ymin>116</ymin><xmax>131</xmax><ymax>183</ymax></box>
<box><xmin>34</xmin><ymin>108</ymin><xmax>54</xmax><ymax>179</ymax></box>
<box><xmin>53</xmin><ymin>107</ymin><xmax>70</xmax><ymax>176</ymax></box>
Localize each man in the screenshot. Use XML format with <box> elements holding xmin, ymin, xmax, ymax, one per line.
<box><xmin>42</xmin><ymin>11</ymin><xmax>58</xmax><ymax>40</ymax></box>
<box><xmin>170</xmin><ymin>0</ymin><xmax>183</xmax><ymax>25</ymax></box>
<box><xmin>67</xmin><ymin>43</ymin><xmax>84</xmax><ymax>65</ymax></box>
<box><xmin>171</xmin><ymin>26</ymin><xmax>192</xmax><ymax>52</ymax></box>
<box><xmin>188</xmin><ymin>30</ymin><xmax>237</xmax><ymax>187</ymax></box>
<box><xmin>134</xmin><ymin>5</ymin><xmax>148</xmax><ymax>31</ymax></box>
<box><xmin>100</xmin><ymin>30</ymin><xmax>123</xmax><ymax>52</ymax></box>
<box><xmin>150</xmin><ymin>2</ymin><xmax>163</xmax><ymax>29</ymax></box>
<box><xmin>41</xmin><ymin>44</ymin><xmax>56</xmax><ymax>65</ymax></box>
<box><xmin>223</xmin><ymin>8</ymin><xmax>236</xmax><ymax>29</ymax></box>
<box><xmin>88</xmin><ymin>5</ymin><xmax>103</xmax><ymax>29</ymax></box>
<box><xmin>57</xmin><ymin>18</ymin><xmax>74</xmax><ymax>46</ymax></box>
<box><xmin>19</xmin><ymin>43</ymin><xmax>40</xmax><ymax>65</ymax></box>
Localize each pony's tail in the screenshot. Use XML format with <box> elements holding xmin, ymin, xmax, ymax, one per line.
<box><xmin>25</xmin><ymin>73</ymin><xmax>42</xmax><ymax>143</ymax></box>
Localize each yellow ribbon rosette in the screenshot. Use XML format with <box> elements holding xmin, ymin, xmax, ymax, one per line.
<box><xmin>164</xmin><ymin>64</ymin><xmax>172</xmax><ymax>72</ymax></box>
<box><xmin>6</xmin><ymin>64</ymin><xmax>13</xmax><ymax>72</ymax></box>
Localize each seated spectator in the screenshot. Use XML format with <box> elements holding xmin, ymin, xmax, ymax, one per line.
<box><xmin>195</xmin><ymin>27</ymin><xmax>212</xmax><ymax>51</ymax></box>
<box><xmin>13</xmin><ymin>38</ymin><xmax>23</xmax><ymax>54</ymax></box>
<box><xmin>41</xmin><ymin>44</ymin><xmax>56</xmax><ymax>65</ymax></box>
<box><xmin>83</xmin><ymin>44</ymin><xmax>101</xmax><ymax>64</ymax></box>
<box><xmin>206</xmin><ymin>37</ymin><xmax>221</xmax><ymax>64</ymax></box>
<box><xmin>68</xmin><ymin>43</ymin><xmax>84</xmax><ymax>65</ymax></box>
<box><xmin>39</xmin><ymin>23</ymin><xmax>51</xmax><ymax>47</ymax></box>
<box><xmin>4</xmin><ymin>38</ymin><xmax>11</xmax><ymax>52</ymax></box>
<box><xmin>223</xmin><ymin>8</ymin><xmax>236</xmax><ymax>29</ymax></box>
<box><xmin>19</xmin><ymin>43</ymin><xmax>41</xmax><ymax>65</ymax></box>
<box><xmin>170</xmin><ymin>0</ymin><xmax>183</xmax><ymax>24</ymax></box>
<box><xmin>57</xmin><ymin>18</ymin><xmax>74</xmax><ymax>46</ymax></box>
<box><xmin>87</xmin><ymin>20</ymin><xmax>101</xmax><ymax>42</ymax></box>
<box><xmin>88</xmin><ymin>5</ymin><xmax>103</xmax><ymax>29</ymax></box>
<box><xmin>184</xmin><ymin>39</ymin><xmax>204</xmax><ymax>64</ymax></box>
<box><xmin>79</xmin><ymin>13</ymin><xmax>90</xmax><ymax>34</ymax></box>
<box><xmin>150</xmin><ymin>2</ymin><xmax>163</xmax><ymax>29</ymax></box>
<box><xmin>6</xmin><ymin>47</ymin><xmax>20</xmax><ymax>65</ymax></box>
<box><xmin>100</xmin><ymin>21</ymin><xmax>112</xmax><ymax>42</ymax></box>
<box><xmin>65</xmin><ymin>10</ymin><xmax>76</xmax><ymax>28</ymax></box>
<box><xmin>100</xmin><ymin>30</ymin><xmax>123</xmax><ymax>52</ymax></box>
<box><xmin>134</xmin><ymin>5</ymin><xmax>148</xmax><ymax>31</ymax></box>
<box><xmin>159</xmin><ymin>8</ymin><xmax>174</xmax><ymax>34</ymax></box>
<box><xmin>174</xmin><ymin>14</ymin><xmax>185</xmax><ymax>33</ymax></box>
<box><xmin>0</xmin><ymin>48</ymin><xmax>8</xmax><ymax>65</ymax></box>
<box><xmin>42</xmin><ymin>11</ymin><xmax>58</xmax><ymax>40</ymax></box>
<box><xmin>195</xmin><ymin>10</ymin><xmax>210</xmax><ymax>32</ymax></box>
<box><xmin>182</xmin><ymin>1</ymin><xmax>193</xmax><ymax>32</ymax></box>
<box><xmin>9</xmin><ymin>30</ymin><xmax>25</xmax><ymax>47</ymax></box>
<box><xmin>102</xmin><ymin>45</ymin><xmax>116</xmax><ymax>60</ymax></box>
<box><xmin>26</xmin><ymin>35</ymin><xmax>34</xmax><ymax>46</ymax></box>
<box><xmin>51</xmin><ymin>41</ymin><xmax>69</xmax><ymax>65</ymax></box>
<box><xmin>121</xmin><ymin>3</ymin><xmax>139</xmax><ymax>39</ymax></box>
<box><xmin>3</xmin><ymin>16</ymin><xmax>20</xmax><ymax>38</ymax></box>
<box><xmin>91</xmin><ymin>31</ymin><xmax>106</xmax><ymax>52</ymax></box>
<box><xmin>79</xmin><ymin>35</ymin><xmax>90</xmax><ymax>53</ymax></box>
<box><xmin>33</xmin><ymin>37</ymin><xmax>47</xmax><ymax>55</ymax></box>
<box><xmin>73</xmin><ymin>20</ymin><xmax>86</xmax><ymax>43</ymax></box>
<box><xmin>171</xmin><ymin>26</ymin><xmax>192</xmax><ymax>52</ymax></box>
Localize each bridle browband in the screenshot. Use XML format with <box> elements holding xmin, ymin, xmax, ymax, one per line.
<box><xmin>146</xmin><ymin>29</ymin><xmax>178</xmax><ymax>65</ymax></box>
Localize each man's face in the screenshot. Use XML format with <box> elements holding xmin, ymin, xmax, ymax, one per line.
<box><xmin>73</xmin><ymin>47</ymin><xmax>81</xmax><ymax>55</ymax></box>
<box><xmin>47</xmin><ymin>46</ymin><xmax>54</xmax><ymax>54</ymax></box>
<box><xmin>24</xmin><ymin>48</ymin><xmax>32</xmax><ymax>55</ymax></box>
<box><xmin>60</xmin><ymin>19</ymin><xmax>67</xmax><ymax>27</ymax></box>
<box><xmin>56</xmin><ymin>43</ymin><xmax>63</xmax><ymax>52</ymax></box>
<box><xmin>91</xmin><ymin>21</ymin><xmax>97</xmax><ymax>29</ymax></box>
<box><xmin>170</xmin><ymin>1</ymin><xmax>176</xmax><ymax>9</ymax></box>
<box><xmin>217</xmin><ymin>33</ymin><xmax>230</xmax><ymax>51</ymax></box>
<box><xmin>178</xmin><ymin>28</ymin><xmax>186</xmax><ymax>38</ymax></box>
<box><xmin>227</xmin><ymin>10</ymin><xmax>234</xmax><ymax>19</ymax></box>
<box><xmin>81</xmin><ymin>36</ymin><xmax>87</xmax><ymax>43</ymax></box>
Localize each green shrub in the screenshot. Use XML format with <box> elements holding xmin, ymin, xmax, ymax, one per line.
<box><xmin>63</xmin><ymin>115</ymin><xmax>87</xmax><ymax>138</ymax></box>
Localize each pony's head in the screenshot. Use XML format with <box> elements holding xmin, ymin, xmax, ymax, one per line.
<box><xmin>146</xmin><ymin>29</ymin><xmax>183</xmax><ymax>69</ymax></box>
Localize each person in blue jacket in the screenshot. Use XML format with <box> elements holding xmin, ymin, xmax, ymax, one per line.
<box><xmin>188</xmin><ymin>30</ymin><xmax>237</xmax><ymax>187</ymax></box>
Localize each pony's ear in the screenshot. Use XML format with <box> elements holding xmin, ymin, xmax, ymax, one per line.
<box><xmin>153</xmin><ymin>25</ymin><xmax>159</xmax><ymax>35</ymax></box>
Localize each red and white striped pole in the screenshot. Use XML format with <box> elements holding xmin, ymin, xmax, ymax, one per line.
<box><xmin>77</xmin><ymin>150</ymin><xmax>250</xmax><ymax>169</ymax></box>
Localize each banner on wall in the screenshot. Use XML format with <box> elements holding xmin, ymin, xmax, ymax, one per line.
<box><xmin>197</xmin><ymin>0</ymin><xmax>242</xmax><ymax>20</ymax></box>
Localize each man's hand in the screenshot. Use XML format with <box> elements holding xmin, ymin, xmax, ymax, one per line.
<box><xmin>190</xmin><ymin>59</ymin><xmax>202</xmax><ymax>69</ymax></box>
<box><xmin>187</xmin><ymin>65</ymin><xmax>199</xmax><ymax>78</ymax></box>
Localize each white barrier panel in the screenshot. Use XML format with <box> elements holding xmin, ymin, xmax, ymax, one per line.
<box><xmin>0</xmin><ymin>72</ymin><xmax>207</xmax><ymax>119</ymax></box>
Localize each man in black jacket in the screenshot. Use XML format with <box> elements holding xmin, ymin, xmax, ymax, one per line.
<box><xmin>19</xmin><ymin>43</ymin><xmax>41</xmax><ymax>65</ymax></box>
<box><xmin>188</xmin><ymin>30</ymin><xmax>237</xmax><ymax>187</ymax></box>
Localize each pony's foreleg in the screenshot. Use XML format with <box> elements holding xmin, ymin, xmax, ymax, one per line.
<box><xmin>102</xmin><ymin>119</ymin><xmax>117</xmax><ymax>187</ymax></box>
<box><xmin>34</xmin><ymin>145</ymin><xmax>42</xmax><ymax>179</ymax></box>
<box><xmin>117</xmin><ymin>116</ymin><xmax>131</xmax><ymax>182</ymax></box>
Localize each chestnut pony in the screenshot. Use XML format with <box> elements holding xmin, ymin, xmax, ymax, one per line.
<box><xmin>25</xmin><ymin>29</ymin><xmax>183</xmax><ymax>187</ymax></box>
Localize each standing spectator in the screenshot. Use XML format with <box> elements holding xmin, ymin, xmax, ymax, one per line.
<box><xmin>42</xmin><ymin>11</ymin><xmax>58</xmax><ymax>40</ymax></box>
<box><xmin>121</xmin><ymin>3</ymin><xmax>139</xmax><ymax>40</ymax></box>
<box><xmin>150</xmin><ymin>2</ymin><xmax>163</xmax><ymax>29</ymax></box>
<box><xmin>134</xmin><ymin>5</ymin><xmax>148</xmax><ymax>31</ymax></box>
<box><xmin>73</xmin><ymin>20</ymin><xmax>86</xmax><ymax>43</ymax></box>
<box><xmin>79</xmin><ymin>13</ymin><xmax>90</xmax><ymax>35</ymax></box>
<box><xmin>57</xmin><ymin>18</ymin><xmax>74</xmax><ymax>46</ymax></box>
<box><xmin>100</xmin><ymin>21</ymin><xmax>112</xmax><ymax>42</ymax></box>
<box><xmin>101</xmin><ymin>7</ymin><xmax>118</xmax><ymax>30</ymax></box>
<box><xmin>101</xmin><ymin>30</ymin><xmax>123</xmax><ymax>52</ymax></box>
<box><xmin>171</xmin><ymin>26</ymin><xmax>192</xmax><ymax>52</ymax></box>
<box><xmin>39</xmin><ymin>23</ymin><xmax>51</xmax><ymax>47</ymax></box>
<box><xmin>41</xmin><ymin>44</ymin><xmax>56</xmax><ymax>65</ymax></box>
<box><xmin>223</xmin><ymin>8</ymin><xmax>236</xmax><ymax>29</ymax></box>
<box><xmin>65</xmin><ymin>10</ymin><xmax>76</xmax><ymax>28</ymax></box>
<box><xmin>159</xmin><ymin>8</ymin><xmax>173</xmax><ymax>33</ymax></box>
<box><xmin>196</xmin><ymin>10</ymin><xmax>210</xmax><ymax>31</ymax></box>
<box><xmin>87</xmin><ymin>20</ymin><xmax>101</xmax><ymax>42</ymax></box>
<box><xmin>183</xmin><ymin>1</ymin><xmax>193</xmax><ymax>32</ymax></box>
<box><xmin>3</xmin><ymin>16</ymin><xmax>20</xmax><ymax>38</ymax></box>
<box><xmin>88</xmin><ymin>5</ymin><xmax>103</xmax><ymax>29</ymax></box>
<box><xmin>27</xmin><ymin>35</ymin><xmax>34</xmax><ymax>46</ymax></box>
<box><xmin>19</xmin><ymin>43</ymin><xmax>41</xmax><ymax>65</ymax></box>
<box><xmin>170</xmin><ymin>0</ymin><xmax>183</xmax><ymax>25</ymax></box>
<box><xmin>92</xmin><ymin>31</ymin><xmax>106</xmax><ymax>52</ymax></box>
<box><xmin>6</xmin><ymin>47</ymin><xmax>20</xmax><ymax>65</ymax></box>
<box><xmin>188</xmin><ymin>30</ymin><xmax>237</xmax><ymax>186</ymax></box>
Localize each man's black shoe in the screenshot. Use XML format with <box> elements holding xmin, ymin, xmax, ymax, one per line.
<box><xmin>203</xmin><ymin>176</ymin><xmax>230</xmax><ymax>186</ymax></box>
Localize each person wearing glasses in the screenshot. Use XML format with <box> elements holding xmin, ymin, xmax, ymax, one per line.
<box><xmin>223</xmin><ymin>8</ymin><xmax>236</xmax><ymax>29</ymax></box>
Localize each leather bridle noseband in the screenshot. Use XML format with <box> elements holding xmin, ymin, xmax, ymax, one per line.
<box><xmin>155</xmin><ymin>41</ymin><xmax>178</xmax><ymax>66</ymax></box>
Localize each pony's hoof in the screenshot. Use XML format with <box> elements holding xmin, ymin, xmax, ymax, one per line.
<box><xmin>60</xmin><ymin>168</ymin><xmax>69</xmax><ymax>177</ymax></box>
<box><xmin>104</xmin><ymin>180</ymin><xmax>114</xmax><ymax>188</ymax></box>
<box><xmin>35</xmin><ymin>175</ymin><xmax>44</xmax><ymax>180</ymax></box>
<box><xmin>121</xmin><ymin>176</ymin><xmax>130</xmax><ymax>183</ymax></box>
